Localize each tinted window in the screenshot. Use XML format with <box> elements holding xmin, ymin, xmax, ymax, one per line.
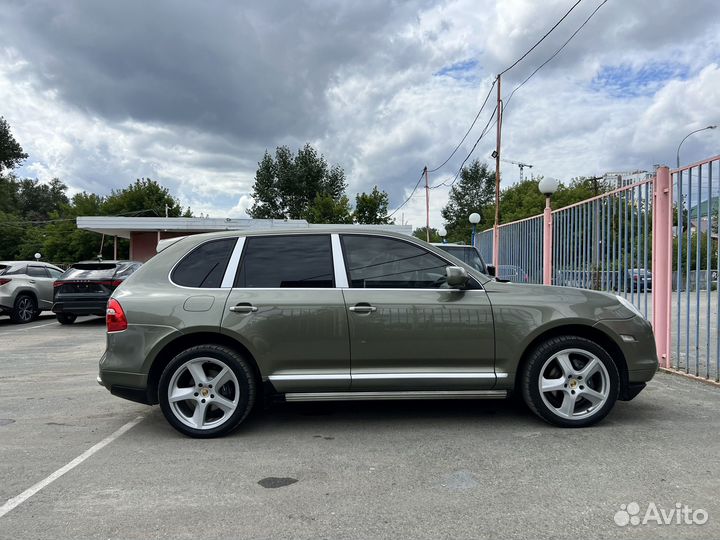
<box><xmin>342</xmin><ymin>235</ymin><xmax>450</xmax><ymax>289</ymax></box>
<box><xmin>27</xmin><ymin>266</ymin><xmax>50</xmax><ymax>278</ymax></box>
<box><xmin>172</xmin><ymin>238</ymin><xmax>236</xmax><ymax>288</ymax></box>
<box><xmin>47</xmin><ymin>268</ymin><xmax>64</xmax><ymax>279</ymax></box>
<box><xmin>236</xmin><ymin>235</ymin><xmax>333</xmax><ymax>288</ymax></box>
<box><xmin>437</xmin><ymin>245</ymin><xmax>486</xmax><ymax>273</ymax></box>
<box><xmin>2</xmin><ymin>264</ymin><xmax>27</xmax><ymax>276</ymax></box>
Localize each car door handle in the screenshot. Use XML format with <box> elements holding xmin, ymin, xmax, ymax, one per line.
<box><xmin>349</xmin><ymin>304</ymin><xmax>376</xmax><ymax>313</ymax></box>
<box><xmin>229</xmin><ymin>303</ymin><xmax>258</xmax><ymax>314</ymax></box>
<box><xmin>28</xmin><ymin>280</ymin><xmax>36</xmax><ymax>284</ymax></box>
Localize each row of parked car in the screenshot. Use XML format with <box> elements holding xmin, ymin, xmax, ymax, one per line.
<box><xmin>0</xmin><ymin>260</ymin><xmax>142</xmax><ymax>324</ymax></box>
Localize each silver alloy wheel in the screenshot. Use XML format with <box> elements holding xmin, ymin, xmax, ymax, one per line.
<box><xmin>167</xmin><ymin>357</ymin><xmax>240</xmax><ymax>430</ymax></box>
<box><xmin>17</xmin><ymin>297</ymin><xmax>34</xmax><ymax>322</ymax></box>
<box><xmin>538</xmin><ymin>348</ymin><xmax>610</xmax><ymax>421</ymax></box>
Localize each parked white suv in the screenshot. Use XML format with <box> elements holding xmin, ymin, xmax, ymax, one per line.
<box><xmin>0</xmin><ymin>261</ymin><xmax>64</xmax><ymax>323</ymax></box>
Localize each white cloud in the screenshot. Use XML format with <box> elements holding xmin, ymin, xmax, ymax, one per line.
<box><xmin>1</xmin><ymin>0</ymin><xmax>719</xmax><ymax>231</ymax></box>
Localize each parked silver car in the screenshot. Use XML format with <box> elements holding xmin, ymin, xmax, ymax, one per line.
<box><xmin>0</xmin><ymin>261</ymin><xmax>65</xmax><ymax>323</ymax></box>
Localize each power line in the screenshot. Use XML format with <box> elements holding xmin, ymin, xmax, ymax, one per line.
<box><xmin>430</xmin><ymin>105</ymin><xmax>498</xmax><ymax>190</ymax></box>
<box><xmin>386</xmin><ymin>169</ymin><xmax>426</xmax><ymax>219</ymax></box>
<box><xmin>503</xmin><ymin>0</ymin><xmax>608</xmax><ymax>114</ymax></box>
<box><xmin>424</xmin><ymin>0</ymin><xmax>586</xmax><ymax>183</ymax></box>
<box><xmin>428</xmin><ymin>78</ymin><xmax>497</xmax><ymax>173</ymax></box>
<box><xmin>499</xmin><ymin>0</ymin><xmax>584</xmax><ymax>76</ymax></box>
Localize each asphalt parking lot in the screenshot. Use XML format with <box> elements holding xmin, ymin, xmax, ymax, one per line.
<box><xmin>1</xmin><ymin>316</ymin><xmax>719</xmax><ymax>539</ymax></box>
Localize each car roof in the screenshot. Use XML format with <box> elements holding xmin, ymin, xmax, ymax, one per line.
<box><xmin>0</xmin><ymin>261</ymin><xmax>62</xmax><ymax>268</ymax></box>
<box><xmin>430</xmin><ymin>243</ymin><xmax>473</xmax><ymax>248</ymax></box>
<box><xmin>73</xmin><ymin>260</ymin><xmax>139</xmax><ymax>265</ymax></box>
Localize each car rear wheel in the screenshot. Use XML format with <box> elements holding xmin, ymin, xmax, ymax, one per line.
<box><xmin>158</xmin><ymin>344</ymin><xmax>256</xmax><ymax>438</ymax></box>
<box><xmin>521</xmin><ymin>336</ymin><xmax>619</xmax><ymax>427</ymax></box>
<box><xmin>56</xmin><ymin>313</ymin><xmax>77</xmax><ymax>325</ymax></box>
<box><xmin>11</xmin><ymin>294</ymin><xmax>37</xmax><ymax>324</ymax></box>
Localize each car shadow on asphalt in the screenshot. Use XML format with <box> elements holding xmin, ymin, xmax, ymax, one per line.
<box><xmin>136</xmin><ymin>395</ymin><xmax>654</xmax><ymax>440</ymax></box>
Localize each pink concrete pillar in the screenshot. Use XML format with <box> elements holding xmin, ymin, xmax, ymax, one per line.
<box><xmin>652</xmin><ymin>166</ymin><xmax>672</xmax><ymax>368</ymax></box>
<box><xmin>543</xmin><ymin>197</ymin><xmax>553</xmax><ymax>285</ymax></box>
<box><xmin>492</xmin><ymin>225</ymin><xmax>500</xmax><ymax>266</ymax></box>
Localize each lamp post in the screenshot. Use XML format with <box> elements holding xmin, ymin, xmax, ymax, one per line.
<box><xmin>676</xmin><ymin>125</ymin><xmax>717</xmax><ymax>168</ymax></box>
<box><xmin>438</xmin><ymin>226</ymin><xmax>448</xmax><ymax>244</ymax></box>
<box><xmin>538</xmin><ymin>177</ymin><xmax>559</xmax><ymax>285</ymax></box>
<box><xmin>469</xmin><ymin>213</ymin><xmax>481</xmax><ymax>247</ymax></box>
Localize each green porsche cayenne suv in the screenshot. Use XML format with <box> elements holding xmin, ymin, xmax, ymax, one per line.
<box><xmin>98</xmin><ymin>229</ymin><xmax>657</xmax><ymax>438</ymax></box>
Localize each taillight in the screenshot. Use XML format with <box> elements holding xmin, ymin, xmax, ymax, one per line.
<box><xmin>53</xmin><ymin>280</ymin><xmax>63</xmax><ymax>288</ymax></box>
<box><xmin>0</xmin><ymin>278</ymin><xmax>10</xmax><ymax>286</ymax></box>
<box><xmin>106</xmin><ymin>298</ymin><xmax>128</xmax><ymax>332</ymax></box>
<box><xmin>110</xmin><ymin>280</ymin><xmax>123</xmax><ymax>287</ymax></box>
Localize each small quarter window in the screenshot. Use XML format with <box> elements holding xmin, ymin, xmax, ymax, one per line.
<box><xmin>172</xmin><ymin>238</ymin><xmax>236</xmax><ymax>288</ymax></box>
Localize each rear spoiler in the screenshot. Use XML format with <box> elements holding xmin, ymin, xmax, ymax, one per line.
<box><xmin>156</xmin><ymin>236</ymin><xmax>187</xmax><ymax>253</ymax></box>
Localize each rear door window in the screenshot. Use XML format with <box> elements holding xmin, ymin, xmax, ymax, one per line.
<box><xmin>171</xmin><ymin>238</ymin><xmax>236</xmax><ymax>288</ymax></box>
<box><xmin>47</xmin><ymin>268</ymin><xmax>64</xmax><ymax>279</ymax></box>
<box><xmin>27</xmin><ymin>266</ymin><xmax>50</xmax><ymax>278</ymax></box>
<box><xmin>235</xmin><ymin>235</ymin><xmax>334</xmax><ymax>288</ymax></box>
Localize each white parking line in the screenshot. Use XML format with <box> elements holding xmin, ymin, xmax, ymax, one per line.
<box><xmin>3</xmin><ymin>321</ymin><xmax>59</xmax><ymax>332</ymax></box>
<box><xmin>0</xmin><ymin>415</ymin><xmax>145</xmax><ymax>519</ymax></box>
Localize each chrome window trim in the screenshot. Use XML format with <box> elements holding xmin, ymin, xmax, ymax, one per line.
<box><xmin>221</xmin><ymin>237</ymin><xmax>245</xmax><ymax>288</ymax></box>
<box><xmin>330</xmin><ymin>233</ymin><xmax>349</xmax><ymax>288</ymax></box>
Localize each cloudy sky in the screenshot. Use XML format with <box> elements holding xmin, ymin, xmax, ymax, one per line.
<box><xmin>1</xmin><ymin>0</ymin><xmax>719</xmax><ymax>228</ymax></box>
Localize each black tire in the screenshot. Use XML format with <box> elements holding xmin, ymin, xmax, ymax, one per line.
<box><xmin>521</xmin><ymin>335</ymin><xmax>619</xmax><ymax>428</ymax></box>
<box><xmin>158</xmin><ymin>344</ymin><xmax>256</xmax><ymax>438</ymax></box>
<box><xmin>56</xmin><ymin>313</ymin><xmax>77</xmax><ymax>325</ymax></box>
<box><xmin>11</xmin><ymin>294</ymin><xmax>37</xmax><ymax>324</ymax></box>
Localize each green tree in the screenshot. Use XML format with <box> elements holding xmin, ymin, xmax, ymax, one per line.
<box><xmin>441</xmin><ymin>160</ymin><xmax>495</xmax><ymax>243</ymax></box>
<box><xmin>305</xmin><ymin>194</ymin><xmax>353</xmax><ymax>224</ymax></box>
<box><xmin>103</xmin><ymin>178</ymin><xmax>190</xmax><ymax>217</ymax></box>
<box><xmin>0</xmin><ymin>117</ymin><xmax>28</xmax><ymax>172</ymax></box>
<box><xmin>248</xmin><ymin>144</ymin><xmax>347</xmax><ymax>221</ymax></box>
<box><xmin>413</xmin><ymin>226</ymin><xmax>441</xmax><ymax>243</ymax></box>
<box><xmin>354</xmin><ymin>186</ymin><xmax>392</xmax><ymax>224</ymax></box>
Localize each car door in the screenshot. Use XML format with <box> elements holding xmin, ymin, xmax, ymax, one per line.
<box><xmin>220</xmin><ymin>234</ymin><xmax>350</xmax><ymax>393</ymax></box>
<box><xmin>27</xmin><ymin>265</ymin><xmax>55</xmax><ymax>309</ymax></box>
<box><xmin>339</xmin><ymin>234</ymin><xmax>496</xmax><ymax>391</ymax></box>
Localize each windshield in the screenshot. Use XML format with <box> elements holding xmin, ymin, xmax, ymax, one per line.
<box><xmin>436</xmin><ymin>245</ymin><xmax>486</xmax><ymax>273</ymax></box>
<box><xmin>61</xmin><ymin>263</ymin><xmax>121</xmax><ymax>280</ymax></box>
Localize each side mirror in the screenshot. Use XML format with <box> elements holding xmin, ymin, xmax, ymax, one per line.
<box><xmin>446</xmin><ymin>266</ymin><xmax>469</xmax><ymax>288</ymax></box>
<box><xmin>486</xmin><ymin>264</ymin><xmax>496</xmax><ymax>277</ymax></box>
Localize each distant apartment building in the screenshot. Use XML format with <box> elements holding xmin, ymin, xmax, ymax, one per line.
<box><xmin>601</xmin><ymin>170</ymin><xmax>653</xmax><ymax>189</ymax></box>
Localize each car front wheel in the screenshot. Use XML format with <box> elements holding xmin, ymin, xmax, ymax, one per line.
<box><xmin>158</xmin><ymin>344</ymin><xmax>256</xmax><ymax>438</ymax></box>
<box><xmin>11</xmin><ymin>294</ymin><xmax>37</xmax><ymax>324</ymax></box>
<box><xmin>522</xmin><ymin>336</ymin><xmax>619</xmax><ymax>427</ymax></box>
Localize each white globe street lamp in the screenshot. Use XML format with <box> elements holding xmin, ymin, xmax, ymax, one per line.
<box><xmin>469</xmin><ymin>213</ymin><xmax>481</xmax><ymax>246</ymax></box>
<box><xmin>438</xmin><ymin>226</ymin><xmax>447</xmax><ymax>243</ymax></box>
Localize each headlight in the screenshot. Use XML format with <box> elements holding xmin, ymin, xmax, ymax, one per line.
<box><xmin>615</xmin><ymin>295</ymin><xmax>642</xmax><ymax>318</ymax></box>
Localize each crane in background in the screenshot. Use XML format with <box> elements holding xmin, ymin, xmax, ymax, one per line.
<box><xmin>500</xmin><ymin>158</ymin><xmax>534</xmax><ymax>182</ymax></box>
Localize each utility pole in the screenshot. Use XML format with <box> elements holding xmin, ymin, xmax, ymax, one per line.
<box><xmin>493</xmin><ymin>75</ymin><xmax>502</xmax><ymax>266</ymax></box>
<box><xmin>424</xmin><ymin>166</ymin><xmax>430</xmax><ymax>242</ymax></box>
